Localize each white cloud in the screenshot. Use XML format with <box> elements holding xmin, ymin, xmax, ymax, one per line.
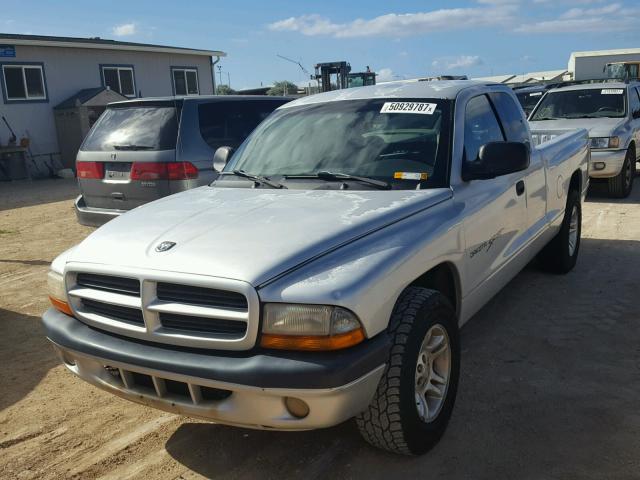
<box><xmin>376</xmin><ymin>68</ymin><xmax>396</xmax><ymax>82</ymax></box>
<box><xmin>432</xmin><ymin>55</ymin><xmax>484</xmax><ymax>71</ymax></box>
<box><xmin>516</xmin><ymin>3</ymin><xmax>637</xmax><ymax>33</ymax></box>
<box><xmin>268</xmin><ymin>6</ymin><xmax>517</xmax><ymax>38</ymax></box>
<box><xmin>112</xmin><ymin>23</ymin><xmax>137</xmax><ymax>36</ymax></box>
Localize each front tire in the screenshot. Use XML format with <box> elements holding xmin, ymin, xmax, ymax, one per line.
<box><xmin>356</xmin><ymin>287</ymin><xmax>460</xmax><ymax>455</ymax></box>
<box><xmin>608</xmin><ymin>148</ymin><xmax>635</xmax><ymax>198</ymax></box>
<box><xmin>538</xmin><ymin>188</ymin><xmax>581</xmax><ymax>274</ymax></box>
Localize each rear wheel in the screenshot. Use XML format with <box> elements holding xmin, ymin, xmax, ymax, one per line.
<box><xmin>608</xmin><ymin>148</ymin><xmax>635</xmax><ymax>198</ymax></box>
<box><xmin>538</xmin><ymin>189</ymin><xmax>581</xmax><ymax>274</ymax></box>
<box><xmin>356</xmin><ymin>287</ymin><xmax>459</xmax><ymax>455</ymax></box>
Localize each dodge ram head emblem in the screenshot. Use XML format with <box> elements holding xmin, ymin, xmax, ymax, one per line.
<box><xmin>155</xmin><ymin>241</ymin><xmax>176</xmax><ymax>252</ymax></box>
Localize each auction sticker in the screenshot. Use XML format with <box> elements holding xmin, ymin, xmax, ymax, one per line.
<box><xmin>394</xmin><ymin>172</ymin><xmax>428</xmax><ymax>180</ymax></box>
<box><xmin>381</xmin><ymin>102</ymin><xmax>437</xmax><ymax>114</ymax></box>
<box><xmin>601</xmin><ymin>89</ymin><xmax>624</xmax><ymax>95</ymax></box>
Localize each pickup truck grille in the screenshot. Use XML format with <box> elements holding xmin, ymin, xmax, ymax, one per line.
<box><xmin>66</xmin><ymin>270</ymin><xmax>258</xmax><ymax>350</ymax></box>
<box><xmin>81</xmin><ymin>298</ymin><xmax>145</xmax><ymax>326</ymax></box>
<box><xmin>157</xmin><ymin>283</ymin><xmax>247</xmax><ymax>310</ymax></box>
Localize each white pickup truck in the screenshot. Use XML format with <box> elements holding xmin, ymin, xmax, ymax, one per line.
<box><xmin>43</xmin><ymin>80</ymin><xmax>589</xmax><ymax>455</ymax></box>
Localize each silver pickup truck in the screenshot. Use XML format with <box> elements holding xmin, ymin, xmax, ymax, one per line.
<box><xmin>529</xmin><ymin>80</ymin><xmax>640</xmax><ymax>198</ymax></box>
<box><xmin>43</xmin><ymin>80</ymin><xmax>589</xmax><ymax>455</ymax></box>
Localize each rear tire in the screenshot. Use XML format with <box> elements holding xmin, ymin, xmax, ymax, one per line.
<box><xmin>608</xmin><ymin>148</ymin><xmax>635</xmax><ymax>198</ymax></box>
<box><xmin>538</xmin><ymin>189</ymin><xmax>581</xmax><ymax>274</ymax></box>
<box><xmin>356</xmin><ymin>287</ymin><xmax>460</xmax><ymax>455</ymax></box>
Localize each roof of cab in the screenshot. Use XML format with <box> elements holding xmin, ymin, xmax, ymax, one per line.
<box><xmin>550</xmin><ymin>81</ymin><xmax>639</xmax><ymax>92</ymax></box>
<box><xmin>107</xmin><ymin>95</ymin><xmax>292</xmax><ymax>107</ymax></box>
<box><xmin>281</xmin><ymin>79</ymin><xmax>499</xmax><ymax>108</ymax></box>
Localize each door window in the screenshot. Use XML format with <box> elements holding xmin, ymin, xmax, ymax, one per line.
<box><xmin>489</xmin><ymin>92</ymin><xmax>529</xmax><ymax>144</ymax></box>
<box><xmin>464</xmin><ymin>95</ymin><xmax>505</xmax><ymax>163</ymax></box>
<box><xmin>629</xmin><ymin>87</ymin><xmax>640</xmax><ymax>118</ymax></box>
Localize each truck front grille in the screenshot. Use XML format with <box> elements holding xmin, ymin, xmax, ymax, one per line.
<box><xmin>81</xmin><ymin>298</ymin><xmax>144</xmax><ymax>326</ymax></box>
<box><xmin>157</xmin><ymin>282</ymin><xmax>248</xmax><ymax>310</ymax></box>
<box><xmin>76</xmin><ymin>273</ymin><xmax>140</xmax><ymax>296</ymax></box>
<box><xmin>159</xmin><ymin>312</ymin><xmax>247</xmax><ymax>338</ymax></box>
<box><xmin>66</xmin><ymin>270</ymin><xmax>257</xmax><ymax>350</ymax></box>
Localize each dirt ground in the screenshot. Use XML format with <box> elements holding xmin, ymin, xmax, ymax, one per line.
<box><xmin>0</xmin><ymin>178</ymin><xmax>639</xmax><ymax>479</ymax></box>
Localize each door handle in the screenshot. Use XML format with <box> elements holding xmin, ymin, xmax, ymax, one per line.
<box><xmin>111</xmin><ymin>192</ymin><xmax>125</xmax><ymax>201</ymax></box>
<box><xmin>516</xmin><ymin>180</ymin><xmax>525</xmax><ymax>196</ymax></box>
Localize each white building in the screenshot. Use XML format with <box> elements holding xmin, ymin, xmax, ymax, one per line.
<box><xmin>568</xmin><ymin>48</ymin><xmax>640</xmax><ymax>80</ymax></box>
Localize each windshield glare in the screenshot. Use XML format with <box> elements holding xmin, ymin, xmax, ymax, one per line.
<box><xmin>82</xmin><ymin>106</ymin><xmax>179</xmax><ymax>151</ymax></box>
<box><xmin>225</xmin><ymin>99</ymin><xmax>451</xmax><ymax>189</ymax></box>
<box><xmin>531</xmin><ymin>88</ymin><xmax>626</xmax><ymax>120</ymax></box>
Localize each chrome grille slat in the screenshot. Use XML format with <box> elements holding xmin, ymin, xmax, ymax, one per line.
<box><xmin>159</xmin><ymin>312</ymin><xmax>247</xmax><ymax>337</ymax></box>
<box><xmin>81</xmin><ymin>298</ymin><xmax>144</xmax><ymax>326</ymax></box>
<box><xmin>76</xmin><ymin>273</ymin><xmax>140</xmax><ymax>296</ymax></box>
<box><xmin>157</xmin><ymin>282</ymin><xmax>248</xmax><ymax>311</ymax></box>
<box><xmin>147</xmin><ymin>300</ymin><xmax>247</xmax><ymax>322</ymax></box>
<box><xmin>69</xmin><ymin>287</ymin><xmax>142</xmax><ymax>309</ymax></box>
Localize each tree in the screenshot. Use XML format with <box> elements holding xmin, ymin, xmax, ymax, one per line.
<box><xmin>267</xmin><ymin>81</ymin><xmax>299</xmax><ymax>96</ymax></box>
<box><xmin>216</xmin><ymin>84</ymin><xmax>236</xmax><ymax>95</ymax></box>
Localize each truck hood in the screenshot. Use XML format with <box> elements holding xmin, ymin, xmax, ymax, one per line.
<box><xmin>69</xmin><ymin>186</ymin><xmax>452</xmax><ymax>286</ymax></box>
<box><xmin>529</xmin><ymin>117</ymin><xmax>624</xmax><ymax>138</ymax></box>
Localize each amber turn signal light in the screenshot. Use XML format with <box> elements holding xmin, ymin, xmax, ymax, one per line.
<box><xmin>260</xmin><ymin>327</ymin><xmax>365</xmax><ymax>351</ymax></box>
<box><xmin>49</xmin><ymin>296</ymin><xmax>74</xmax><ymax>316</ymax></box>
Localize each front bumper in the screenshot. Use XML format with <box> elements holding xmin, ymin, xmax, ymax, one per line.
<box><xmin>589</xmin><ymin>149</ymin><xmax>627</xmax><ymax>178</ymax></box>
<box><xmin>42</xmin><ymin>308</ymin><xmax>389</xmax><ymax>430</ymax></box>
<box><xmin>74</xmin><ymin>195</ymin><xmax>125</xmax><ymax>227</ymax></box>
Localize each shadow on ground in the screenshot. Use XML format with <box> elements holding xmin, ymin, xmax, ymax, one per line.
<box><xmin>165</xmin><ymin>237</ymin><xmax>640</xmax><ymax>479</ymax></box>
<box><xmin>586</xmin><ymin>175</ymin><xmax>640</xmax><ymax>204</ymax></box>
<box><xmin>0</xmin><ymin>178</ymin><xmax>78</xmax><ymax>211</ymax></box>
<box><xmin>0</xmin><ymin>309</ymin><xmax>59</xmax><ymax>411</ymax></box>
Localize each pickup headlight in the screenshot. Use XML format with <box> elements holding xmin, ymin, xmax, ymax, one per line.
<box><xmin>590</xmin><ymin>136</ymin><xmax>620</xmax><ymax>149</ymax></box>
<box><xmin>48</xmin><ymin>270</ymin><xmax>73</xmax><ymax>316</ymax></box>
<box><xmin>260</xmin><ymin>303</ymin><xmax>365</xmax><ymax>351</ymax></box>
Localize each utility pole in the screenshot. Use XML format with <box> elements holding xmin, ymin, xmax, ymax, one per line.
<box><xmin>227</xmin><ymin>72</ymin><xmax>231</xmax><ymax>88</ymax></box>
<box><xmin>217</xmin><ymin>65</ymin><xmax>223</xmax><ymax>89</ymax></box>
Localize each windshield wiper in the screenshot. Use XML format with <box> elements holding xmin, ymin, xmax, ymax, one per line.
<box><xmin>232</xmin><ymin>169</ymin><xmax>287</xmax><ymax>189</ymax></box>
<box><xmin>286</xmin><ymin>171</ymin><xmax>391</xmax><ymax>190</ymax></box>
<box><xmin>113</xmin><ymin>144</ymin><xmax>154</xmax><ymax>150</ymax></box>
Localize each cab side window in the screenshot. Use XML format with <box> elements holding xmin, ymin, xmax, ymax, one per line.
<box><xmin>630</xmin><ymin>87</ymin><xmax>640</xmax><ymax>119</ymax></box>
<box><xmin>464</xmin><ymin>95</ymin><xmax>505</xmax><ymax>163</ymax></box>
<box><xmin>489</xmin><ymin>92</ymin><xmax>529</xmax><ymax>144</ymax></box>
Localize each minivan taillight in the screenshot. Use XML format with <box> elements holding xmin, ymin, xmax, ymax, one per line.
<box><xmin>130</xmin><ymin>162</ymin><xmax>198</xmax><ymax>181</ymax></box>
<box><xmin>76</xmin><ymin>161</ymin><xmax>104</xmax><ymax>179</ymax></box>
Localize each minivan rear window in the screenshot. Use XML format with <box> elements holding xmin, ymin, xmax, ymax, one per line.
<box><xmin>198</xmin><ymin>100</ymin><xmax>286</xmax><ymax>150</ymax></box>
<box><xmin>81</xmin><ymin>105</ymin><xmax>179</xmax><ymax>151</ymax></box>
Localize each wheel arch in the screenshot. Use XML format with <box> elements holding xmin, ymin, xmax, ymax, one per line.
<box><xmin>569</xmin><ymin>168</ymin><xmax>581</xmax><ymax>193</ymax></box>
<box><xmin>407</xmin><ymin>262</ymin><xmax>461</xmax><ymax>318</ymax></box>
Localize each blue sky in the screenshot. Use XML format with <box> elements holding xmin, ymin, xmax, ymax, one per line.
<box><xmin>2</xmin><ymin>0</ymin><xmax>639</xmax><ymax>89</ymax></box>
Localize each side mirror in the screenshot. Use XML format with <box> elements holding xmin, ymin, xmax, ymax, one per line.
<box><xmin>462</xmin><ymin>142</ymin><xmax>530</xmax><ymax>181</ymax></box>
<box><xmin>213</xmin><ymin>146</ymin><xmax>234</xmax><ymax>172</ymax></box>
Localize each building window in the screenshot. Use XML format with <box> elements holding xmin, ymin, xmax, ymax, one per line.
<box><xmin>101</xmin><ymin>65</ymin><xmax>136</xmax><ymax>97</ymax></box>
<box><xmin>1</xmin><ymin>63</ymin><xmax>47</xmax><ymax>102</ymax></box>
<box><xmin>172</xmin><ymin>67</ymin><xmax>199</xmax><ymax>96</ymax></box>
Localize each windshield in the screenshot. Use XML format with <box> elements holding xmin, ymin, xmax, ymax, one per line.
<box><xmin>516</xmin><ymin>91</ymin><xmax>543</xmax><ymax>113</ymax></box>
<box><xmin>530</xmin><ymin>88</ymin><xmax>627</xmax><ymax>120</ymax></box>
<box><xmin>224</xmin><ymin>98</ymin><xmax>451</xmax><ymax>189</ymax></box>
<box><xmin>81</xmin><ymin>105</ymin><xmax>179</xmax><ymax>151</ymax></box>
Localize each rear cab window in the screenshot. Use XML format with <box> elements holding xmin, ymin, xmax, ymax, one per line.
<box><xmin>489</xmin><ymin>92</ymin><xmax>529</xmax><ymax>144</ymax></box>
<box><xmin>198</xmin><ymin>100</ymin><xmax>288</xmax><ymax>151</ymax></box>
<box><xmin>81</xmin><ymin>102</ymin><xmax>181</xmax><ymax>151</ymax></box>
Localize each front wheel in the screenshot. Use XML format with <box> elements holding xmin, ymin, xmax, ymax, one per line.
<box><xmin>608</xmin><ymin>148</ymin><xmax>635</xmax><ymax>198</ymax></box>
<box><xmin>356</xmin><ymin>287</ymin><xmax>460</xmax><ymax>455</ymax></box>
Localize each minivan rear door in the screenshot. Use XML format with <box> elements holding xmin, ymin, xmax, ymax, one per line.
<box><xmin>76</xmin><ymin>100</ymin><xmax>180</xmax><ymax>211</ymax></box>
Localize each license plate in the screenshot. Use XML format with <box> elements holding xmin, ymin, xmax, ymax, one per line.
<box><xmin>104</xmin><ymin>162</ymin><xmax>131</xmax><ymax>180</ymax></box>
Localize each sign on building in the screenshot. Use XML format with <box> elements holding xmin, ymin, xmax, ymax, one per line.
<box><xmin>0</xmin><ymin>45</ymin><xmax>16</xmax><ymax>57</ymax></box>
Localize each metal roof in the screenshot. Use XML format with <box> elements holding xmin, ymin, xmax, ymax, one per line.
<box><xmin>281</xmin><ymin>79</ymin><xmax>496</xmax><ymax>108</ymax></box>
<box><xmin>0</xmin><ymin>33</ymin><xmax>225</xmax><ymax>57</ymax></box>
<box><xmin>570</xmin><ymin>48</ymin><xmax>640</xmax><ymax>59</ymax></box>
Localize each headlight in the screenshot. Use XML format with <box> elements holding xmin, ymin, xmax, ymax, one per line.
<box><xmin>260</xmin><ymin>303</ymin><xmax>365</xmax><ymax>351</ymax></box>
<box><xmin>48</xmin><ymin>270</ymin><xmax>73</xmax><ymax>316</ymax></box>
<box><xmin>590</xmin><ymin>136</ymin><xmax>619</xmax><ymax>149</ymax></box>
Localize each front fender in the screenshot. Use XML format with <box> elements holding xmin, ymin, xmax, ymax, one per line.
<box><xmin>258</xmin><ymin>198</ymin><xmax>466</xmax><ymax>338</ymax></box>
